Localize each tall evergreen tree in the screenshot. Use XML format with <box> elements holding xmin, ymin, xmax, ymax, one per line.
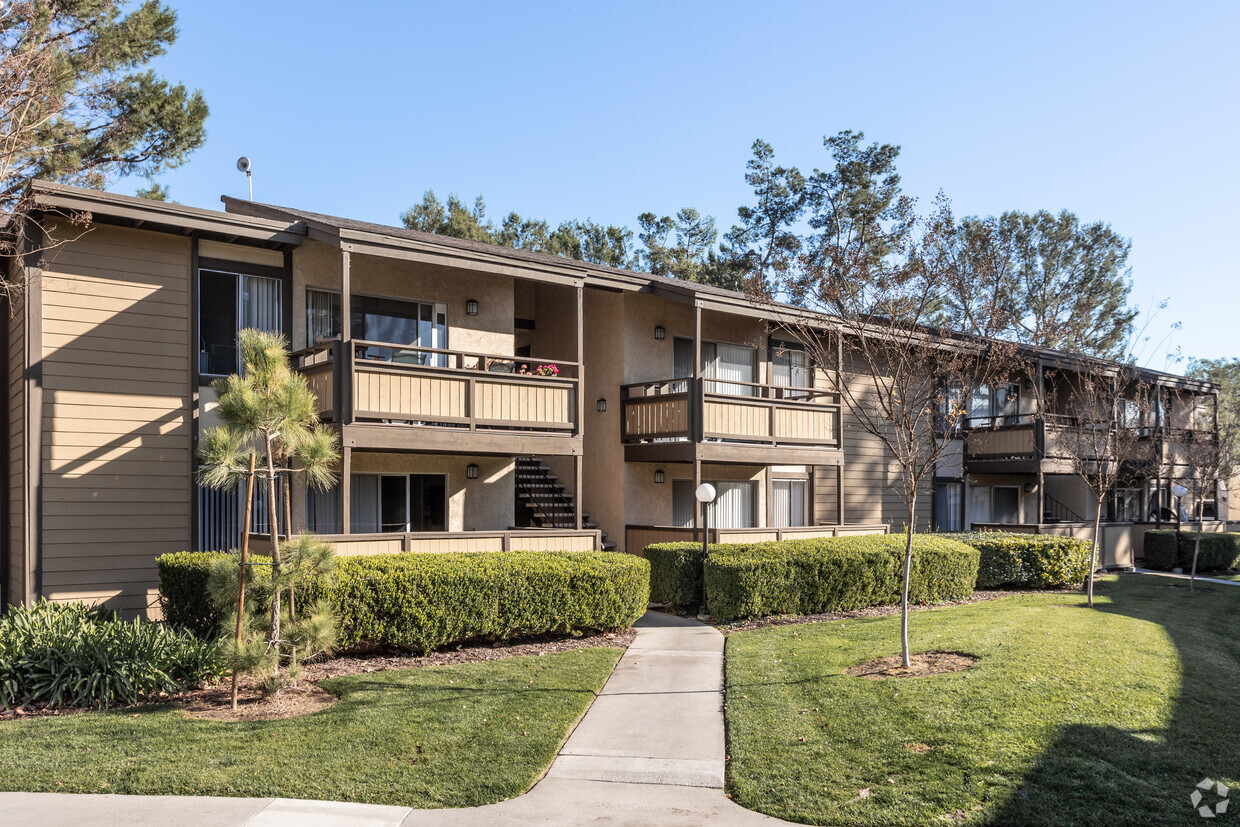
<box><xmin>1</xmin><ymin>1</ymin><xmax>207</xmax><ymax>257</ymax></box>
<box><xmin>722</xmin><ymin>139</ymin><xmax>806</xmax><ymax>295</ymax></box>
<box><xmin>944</xmin><ymin>210</ymin><xmax>1137</xmax><ymax>358</ymax></box>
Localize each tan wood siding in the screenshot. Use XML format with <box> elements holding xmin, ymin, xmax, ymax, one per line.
<box><xmin>7</xmin><ymin>286</ymin><xmax>25</xmax><ymax>604</ymax></box>
<box><xmin>38</xmin><ymin>224</ymin><xmax>192</xmax><ymax>616</ymax></box>
<box><xmin>623</xmin><ymin>396</ymin><xmax>689</xmax><ymax>439</ymax></box>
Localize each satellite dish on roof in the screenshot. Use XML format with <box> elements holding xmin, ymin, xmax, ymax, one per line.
<box><xmin>236</xmin><ymin>156</ymin><xmax>253</xmax><ymax>200</ymax></box>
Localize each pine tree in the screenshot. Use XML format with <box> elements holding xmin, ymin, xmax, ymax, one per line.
<box><xmin>197</xmin><ymin>330</ymin><xmax>340</xmax><ymax>691</ymax></box>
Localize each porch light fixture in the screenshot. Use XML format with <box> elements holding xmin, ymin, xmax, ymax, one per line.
<box><xmin>465</xmin><ymin>299</ymin><xmax>479</xmax><ymax>316</ymax></box>
<box><xmin>597</xmin><ymin>398</ymin><xmax>607</xmax><ymax>413</ymax></box>
<box><xmin>654</xmin><ymin>470</ymin><xmax>665</xmax><ymax>484</ymax></box>
<box><xmin>654</xmin><ymin>325</ymin><xmax>665</xmax><ymax>340</ymax></box>
<box><xmin>466</xmin><ymin>463</ymin><xmax>479</xmax><ymax>479</ymax></box>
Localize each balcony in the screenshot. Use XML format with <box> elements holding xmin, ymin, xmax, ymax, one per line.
<box><xmin>964</xmin><ymin>414</ymin><xmax>1196</xmax><ymax>475</ymax></box>
<box><xmin>294</xmin><ymin>340</ymin><xmax>582</xmax><ymax>456</ymax></box>
<box><xmin>620</xmin><ymin>378</ymin><xmax>842</xmax><ymax>465</ymax></box>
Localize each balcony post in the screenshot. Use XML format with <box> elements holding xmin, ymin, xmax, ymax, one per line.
<box><xmin>692</xmin><ymin>303</ymin><xmax>703</xmax><ymax>442</ymax></box>
<box><xmin>339</xmin><ymin>249</ymin><xmax>354</xmax><ymax>425</ymax></box>
<box><xmin>574</xmin><ymin>454</ymin><xmax>583</xmax><ymax>531</ymax></box>
<box><xmin>340</xmin><ymin>445</ymin><xmax>351</xmax><ymax>535</ymax></box>
<box><xmin>837</xmin><ymin>463</ymin><xmax>845</xmax><ymax>526</ymax></box>
<box><xmin>575</xmin><ymin>282</ymin><xmax>584</xmax><ymax>436</ymax></box>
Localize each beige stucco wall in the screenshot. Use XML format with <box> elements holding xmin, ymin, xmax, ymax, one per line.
<box><xmin>621</xmin><ymin>294</ymin><xmax>769</xmax><ymax>386</ymax></box>
<box><xmin>581</xmin><ymin>288</ymin><xmax>626</xmax><ymax>546</ymax></box>
<box><xmin>291</xmin><ymin>240</ymin><xmax>514</xmax><ymax>357</ymax></box>
<box><xmin>624</xmin><ymin>462</ymin><xmax>766</xmax><ymax>527</ymax></box>
<box><xmin>198</xmin><ymin>239</ymin><xmax>283</xmax><ymax>268</ymax></box>
<box><xmin>291</xmin><ymin>453</ymin><xmax>514</xmax><ymax>533</ymax></box>
<box><xmin>1043</xmin><ymin>475</ymin><xmax>1097</xmax><ymax>521</ymax></box>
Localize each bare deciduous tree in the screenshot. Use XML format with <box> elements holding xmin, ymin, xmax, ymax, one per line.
<box><xmin>1046</xmin><ymin>363</ymin><xmax>1151</xmax><ymax>606</ymax></box>
<box><xmin>770</xmin><ymin>194</ymin><xmax>1020</xmax><ymax>667</ymax></box>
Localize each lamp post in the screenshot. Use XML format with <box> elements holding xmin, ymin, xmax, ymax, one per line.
<box><xmin>696</xmin><ymin>483</ymin><xmax>716</xmax><ymax>620</ymax></box>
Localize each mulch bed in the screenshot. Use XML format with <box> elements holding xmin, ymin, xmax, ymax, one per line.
<box><xmin>845</xmin><ymin>650</ymin><xmax>980</xmax><ymax>680</ymax></box>
<box><xmin>714</xmin><ymin>588</ymin><xmax>1087</xmax><ymax>634</ymax></box>
<box><xmin>0</xmin><ymin>629</ymin><xmax>636</xmax><ymax>724</ymax></box>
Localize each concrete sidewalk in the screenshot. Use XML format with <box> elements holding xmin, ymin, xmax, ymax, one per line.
<box><xmin>1131</xmin><ymin>568</ymin><xmax>1240</xmax><ymax>587</ymax></box>
<box><xmin>0</xmin><ymin>612</ymin><xmax>783</xmax><ymax>826</ymax></box>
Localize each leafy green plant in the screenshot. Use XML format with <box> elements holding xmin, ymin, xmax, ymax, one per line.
<box><xmin>700</xmin><ymin>534</ymin><xmax>979</xmax><ymax>623</ymax></box>
<box><xmin>0</xmin><ymin>601</ymin><xmax>223</xmax><ymax>710</ymax></box>
<box><xmin>158</xmin><ymin>550</ymin><xmax>650</xmax><ymax>654</ymax></box>
<box><xmin>946</xmin><ymin>532</ymin><xmax>1093</xmax><ymax>588</ymax></box>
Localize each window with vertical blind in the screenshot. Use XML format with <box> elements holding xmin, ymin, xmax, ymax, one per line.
<box><xmin>199</xmin><ymin>269</ymin><xmax>282</xmax><ymax>376</ymax></box>
<box><xmin>306</xmin><ymin>288</ymin><xmax>447</xmax><ymax>364</ymax></box>
<box><xmin>672</xmin><ymin>480</ymin><xmax>757</xmax><ymax>528</ymax></box>
<box><xmin>772</xmin><ymin>479</ymin><xmax>808</xmax><ymax>527</ymax></box>
<box><xmin>673</xmin><ymin>338</ymin><xmax>757</xmax><ymax>397</ymax></box>
<box><xmin>348</xmin><ymin>474</ymin><xmax>446</xmax><ymax>533</ymax></box>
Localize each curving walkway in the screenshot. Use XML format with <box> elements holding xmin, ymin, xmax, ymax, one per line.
<box><xmin>0</xmin><ymin>612</ymin><xmax>784</xmax><ymax>826</ymax></box>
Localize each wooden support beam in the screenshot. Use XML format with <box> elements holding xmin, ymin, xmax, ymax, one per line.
<box><xmin>340</xmin><ymin>446</ymin><xmax>352</xmax><ymax>535</ymax></box>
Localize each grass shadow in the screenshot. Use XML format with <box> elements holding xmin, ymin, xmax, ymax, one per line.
<box><xmin>985</xmin><ymin>575</ymin><xmax>1239</xmax><ymax>826</ymax></box>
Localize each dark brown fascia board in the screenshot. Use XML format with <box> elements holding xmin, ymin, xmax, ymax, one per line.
<box><xmin>29</xmin><ymin>181</ymin><xmax>304</xmax><ymax>248</ymax></box>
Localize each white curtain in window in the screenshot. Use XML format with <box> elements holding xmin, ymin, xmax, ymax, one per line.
<box><xmin>306</xmin><ymin>289</ymin><xmax>338</xmax><ymax>346</ymax></box>
<box><xmin>968</xmin><ymin>484</ymin><xmax>991</xmax><ymax>526</ymax></box>
<box><xmin>772</xmin><ymin>479</ymin><xmax>807</xmax><ymax>527</ymax></box>
<box><xmin>713</xmin><ymin>481</ymin><xmax>756</xmax><ymax>528</ymax></box>
<box><xmin>239</xmin><ymin>275</ymin><xmax>281</xmax><ymax>333</ymax></box>
<box><xmin>350</xmin><ymin>475</ymin><xmax>380</xmax><ymax>533</ymax></box>
<box><xmin>710</xmin><ymin>343</ymin><xmax>756</xmax><ymax>397</ymax></box>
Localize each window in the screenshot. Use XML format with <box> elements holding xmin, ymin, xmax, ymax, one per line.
<box><xmin>772</xmin><ymin>344</ymin><xmax>811</xmax><ymax>399</ymax></box>
<box><xmin>969</xmin><ymin>484</ymin><xmax>991</xmax><ymax>525</ymax></box>
<box><xmin>967</xmin><ymin>383</ymin><xmax>1020</xmax><ymax>427</ymax></box>
<box><xmin>200</xmin><ymin>269</ymin><xmax>282</xmax><ymax>376</ymax></box>
<box><xmin>673</xmin><ymin>338</ymin><xmax>757</xmax><ymax>397</ymax></box>
<box><xmin>934</xmin><ymin>482</ymin><xmax>964</xmax><ymax>531</ymax></box>
<box><xmin>306</xmin><ymin>289</ymin><xmax>447</xmax><ymax>364</ymax></box>
<box><xmin>196</xmin><ymin>477</ymin><xmax>283</xmax><ymax>549</ymax></box>
<box><xmin>1112</xmin><ymin>487</ymin><xmax>1142</xmax><ymax>522</ymax></box>
<box><xmin>772</xmin><ymin>479</ymin><xmax>808</xmax><ymax>527</ymax></box>
<box><xmin>672</xmin><ymin>480</ymin><xmax>756</xmax><ymax>528</ymax></box>
<box><xmin>991</xmin><ymin>486</ymin><xmax>1020</xmax><ymax>524</ymax></box>
<box><xmin>349</xmin><ymin>474</ymin><xmax>446</xmax><ymax>533</ymax></box>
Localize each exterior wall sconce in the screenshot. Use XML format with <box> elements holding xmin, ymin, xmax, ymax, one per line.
<box><xmin>465</xmin><ymin>299</ymin><xmax>479</xmax><ymax>316</ymax></box>
<box><xmin>466</xmin><ymin>463</ymin><xmax>479</xmax><ymax>479</ymax></box>
<box><xmin>654</xmin><ymin>325</ymin><xmax>665</xmax><ymax>340</ymax></box>
<box><xmin>1024</xmin><ymin>483</ymin><xmax>1034</xmax><ymax>493</ymax></box>
<box><xmin>654</xmin><ymin>470</ymin><xmax>665</xmax><ymax>484</ymax></box>
<box><xmin>596</xmin><ymin>398</ymin><xmax>607</xmax><ymax>413</ymax></box>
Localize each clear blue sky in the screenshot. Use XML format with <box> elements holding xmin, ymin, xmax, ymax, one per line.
<box><xmin>128</xmin><ymin>1</ymin><xmax>1239</xmax><ymax>368</ymax></box>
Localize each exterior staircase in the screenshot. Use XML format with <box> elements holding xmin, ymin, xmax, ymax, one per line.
<box><xmin>515</xmin><ymin>456</ymin><xmax>616</xmax><ymax>550</ymax></box>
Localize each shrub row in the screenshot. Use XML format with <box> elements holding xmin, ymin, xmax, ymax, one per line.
<box><xmin>158</xmin><ymin>550</ymin><xmax>650</xmax><ymax>653</ymax></box>
<box><xmin>0</xmin><ymin>601</ymin><xmax>224</xmax><ymax>710</ymax></box>
<box><xmin>1143</xmin><ymin>530</ymin><xmax>1240</xmax><ymax>573</ymax></box>
<box><xmin>946</xmin><ymin>532</ymin><xmax>1093</xmax><ymax>589</ymax></box>
<box><xmin>643</xmin><ymin>534</ymin><xmax>978</xmax><ymax>623</ymax></box>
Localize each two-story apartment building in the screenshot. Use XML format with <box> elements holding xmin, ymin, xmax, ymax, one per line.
<box><xmin>1</xmin><ymin>182</ymin><xmax>1222</xmax><ymax>616</ymax></box>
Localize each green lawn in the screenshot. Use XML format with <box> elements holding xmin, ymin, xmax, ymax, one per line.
<box><xmin>1206</xmin><ymin>572</ymin><xmax>1239</xmax><ymax>582</ymax></box>
<box><xmin>0</xmin><ymin>647</ymin><xmax>620</xmax><ymax>808</ymax></box>
<box><xmin>725</xmin><ymin>575</ymin><xmax>1239</xmax><ymax>826</ymax></box>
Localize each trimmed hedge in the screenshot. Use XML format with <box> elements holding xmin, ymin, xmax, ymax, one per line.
<box><xmin>1143</xmin><ymin>530</ymin><xmax>1240</xmax><ymax>573</ymax></box>
<box><xmin>946</xmin><ymin>532</ymin><xmax>1093</xmax><ymax>589</ymax></box>
<box><xmin>158</xmin><ymin>550</ymin><xmax>650</xmax><ymax>653</ymax></box>
<box><xmin>699</xmin><ymin>534</ymin><xmax>979</xmax><ymax>623</ymax></box>
<box><xmin>646</xmin><ymin>543</ymin><xmax>705</xmax><ymax>609</ymax></box>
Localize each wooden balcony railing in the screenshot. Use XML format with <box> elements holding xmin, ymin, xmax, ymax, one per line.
<box><xmin>620</xmin><ymin>378</ymin><xmax>840</xmax><ymax>448</ymax></box>
<box><xmin>293</xmin><ymin>340</ymin><xmax>579</xmax><ymax>434</ymax></box>
<box><xmin>625</xmin><ymin>523</ymin><xmax>889</xmax><ymax>555</ymax></box>
<box><xmin>250</xmin><ymin>528</ymin><xmax>601</xmax><ymax>556</ymax></box>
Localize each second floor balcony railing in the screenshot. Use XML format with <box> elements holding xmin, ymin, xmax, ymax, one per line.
<box><xmin>620</xmin><ymin>377</ymin><xmax>841</xmax><ymax>448</ymax></box>
<box><xmin>293</xmin><ymin>340</ymin><xmax>579</xmax><ymax>435</ymax></box>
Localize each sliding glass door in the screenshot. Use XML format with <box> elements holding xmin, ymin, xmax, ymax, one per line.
<box><xmin>349</xmin><ymin>474</ymin><xmax>447</xmax><ymax>533</ymax></box>
<box><xmin>673</xmin><ymin>338</ymin><xmax>757</xmax><ymax>397</ymax></box>
<box><xmin>307</xmin><ymin>289</ymin><xmax>447</xmax><ymax>365</ymax></box>
<box><xmin>672</xmin><ymin>480</ymin><xmax>757</xmax><ymax>528</ymax></box>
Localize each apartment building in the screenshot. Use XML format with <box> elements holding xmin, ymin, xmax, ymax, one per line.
<box><xmin>0</xmin><ymin>182</ymin><xmax>1222</xmax><ymax>615</ymax></box>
